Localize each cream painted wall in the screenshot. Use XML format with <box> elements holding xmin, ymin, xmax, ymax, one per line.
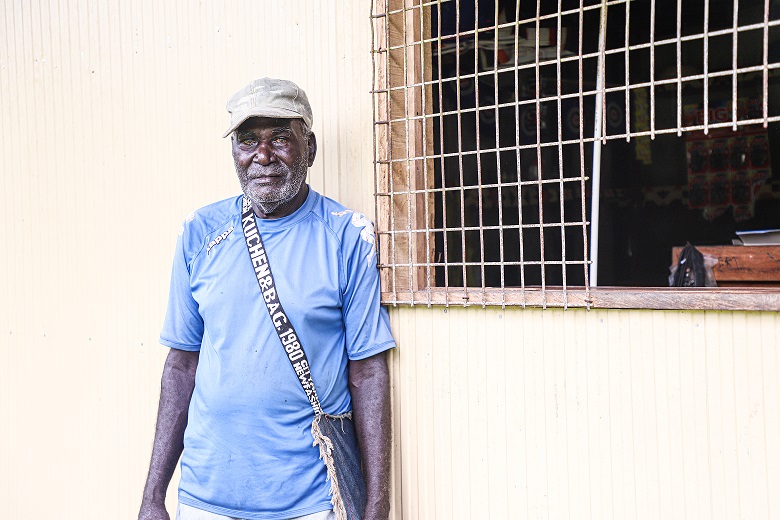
<box><xmin>1</xmin><ymin>0</ymin><xmax>376</xmax><ymax>518</ymax></box>
<box><xmin>388</xmin><ymin>306</ymin><xmax>780</xmax><ymax>520</ymax></box>
<box><xmin>2</xmin><ymin>1</ymin><xmax>779</xmax><ymax>520</ymax></box>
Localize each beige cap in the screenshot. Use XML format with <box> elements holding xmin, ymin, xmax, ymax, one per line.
<box><xmin>222</xmin><ymin>78</ymin><xmax>313</xmax><ymax>138</ymax></box>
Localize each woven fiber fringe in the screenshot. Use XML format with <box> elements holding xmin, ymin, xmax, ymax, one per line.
<box><xmin>311</xmin><ymin>413</ymin><xmax>352</xmax><ymax>520</ymax></box>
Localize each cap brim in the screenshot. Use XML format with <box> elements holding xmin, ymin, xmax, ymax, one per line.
<box><xmin>222</xmin><ymin>108</ymin><xmax>311</xmax><ymax>138</ymax></box>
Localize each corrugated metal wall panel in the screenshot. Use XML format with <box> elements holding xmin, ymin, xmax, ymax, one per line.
<box><xmin>388</xmin><ymin>307</ymin><xmax>780</xmax><ymax>520</ymax></box>
<box><xmin>0</xmin><ymin>1</ymin><xmax>375</xmax><ymax>518</ymax></box>
<box><xmin>2</xmin><ymin>1</ymin><xmax>779</xmax><ymax>519</ymax></box>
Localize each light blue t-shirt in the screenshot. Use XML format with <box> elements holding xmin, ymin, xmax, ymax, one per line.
<box><xmin>160</xmin><ymin>188</ymin><xmax>395</xmax><ymax>519</ymax></box>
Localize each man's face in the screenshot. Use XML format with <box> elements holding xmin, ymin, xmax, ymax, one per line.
<box><xmin>232</xmin><ymin>117</ymin><xmax>316</xmax><ymax>215</ymax></box>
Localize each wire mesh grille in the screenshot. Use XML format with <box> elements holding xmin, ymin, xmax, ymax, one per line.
<box><xmin>371</xmin><ymin>0</ymin><xmax>780</xmax><ymax>308</ymax></box>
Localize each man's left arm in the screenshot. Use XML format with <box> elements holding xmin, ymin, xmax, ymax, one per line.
<box><xmin>349</xmin><ymin>351</ymin><xmax>391</xmax><ymax>520</ymax></box>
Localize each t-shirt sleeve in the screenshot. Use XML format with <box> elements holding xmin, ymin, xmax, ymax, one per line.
<box><xmin>160</xmin><ymin>225</ymin><xmax>204</xmax><ymax>351</ymax></box>
<box><xmin>341</xmin><ymin>215</ymin><xmax>395</xmax><ymax>360</ymax></box>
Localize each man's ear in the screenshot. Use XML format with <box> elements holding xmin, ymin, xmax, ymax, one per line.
<box><xmin>307</xmin><ymin>131</ymin><xmax>318</xmax><ymax>167</ymax></box>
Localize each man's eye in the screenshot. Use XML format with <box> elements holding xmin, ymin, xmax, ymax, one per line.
<box><xmin>240</xmin><ymin>137</ymin><xmax>258</xmax><ymax>146</ymax></box>
<box><xmin>273</xmin><ymin>136</ymin><xmax>289</xmax><ymax>145</ymax></box>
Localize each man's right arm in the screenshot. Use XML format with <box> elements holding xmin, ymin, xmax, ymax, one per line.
<box><xmin>138</xmin><ymin>348</ymin><xmax>199</xmax><ymax>520</ymax></box>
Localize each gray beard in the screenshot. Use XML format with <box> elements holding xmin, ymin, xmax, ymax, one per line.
<box><xmin>252</xmin><ymin>196</ymin><xmax>295</xmax><ymax>216</ymax></box>
<box><xmin>236</xmin><ymin>156</ymin><xmax>308</xmax><ymax>215</ymax></box>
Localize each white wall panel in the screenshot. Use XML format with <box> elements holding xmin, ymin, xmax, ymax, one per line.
<box><xmin>0</xmin><ymin>1</ymin><xmax>376</xmax><ymax>518</ymax></box>
<box><xmin>388</xmin><ymin>307</ymin><xmax>780</xmax><ymax>520</ymax></box>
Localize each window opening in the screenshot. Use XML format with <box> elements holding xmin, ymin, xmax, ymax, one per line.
<box><xmin>371</xmin><ymin>0</ymin><xmax>780</xmax><ymax>308</ymax></box>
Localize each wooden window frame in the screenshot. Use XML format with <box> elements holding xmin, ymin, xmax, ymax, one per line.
<box><xmin>371</xmin><ymin>0</ymin><xmax>780</xmax><ymax>311</ymax></box>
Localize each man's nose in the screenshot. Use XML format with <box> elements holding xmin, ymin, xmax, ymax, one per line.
<box><xmin>253</xmin><ymin>143</ymin><xmax>275</xmax><ymax>165</ymax></box>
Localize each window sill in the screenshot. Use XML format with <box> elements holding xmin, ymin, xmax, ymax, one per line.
<box><xmin>381</xmin><ymin>287</ymin><xmax>780</xmax><ymax>311</ymax></box>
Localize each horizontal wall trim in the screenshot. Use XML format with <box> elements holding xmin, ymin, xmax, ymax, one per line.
<box><xmin>382</xmin><ymin>287</ymin><xmax>780</xmax><ymax>311</ymax></box>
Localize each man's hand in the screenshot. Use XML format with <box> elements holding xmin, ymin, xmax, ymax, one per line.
<box><xmin>138</xmin><ymin>348</ymin><xmax>199</xmax><ymax>520</ymax></box>
<box><xmin>349</xmin><ymin>351</ymin><xmax>391</xmax><ymax>520</ymax></box>
<box><xmin>138</xmin><ymin>500</ymin><xmax>170</xmax><ymax>520</ymax></box>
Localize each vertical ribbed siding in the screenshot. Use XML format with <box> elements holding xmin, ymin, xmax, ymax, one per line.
<box><xmin>389</xmin><ymin>307</ymin><xmax>780</xmax><ymax>519</ymax></box>
<box><xmin>0</xmin><ymin>1</ymin><xmax>375</xmax><ymax>518</ymax></box>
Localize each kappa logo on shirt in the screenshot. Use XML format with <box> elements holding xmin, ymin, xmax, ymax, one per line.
<box><xmin>332</xmin><ymin>210</ymin><xmax>376</xmax><ymax>265</ymax></box>
<box><xmin>207</xmin><ymin>226</ymin><xmax>235</xmax><ymax>255</ymax></box>
<box><xmin>178</xmin><ymin>212</ymin><xmax>196</xmax><ymax>237</ymax></box>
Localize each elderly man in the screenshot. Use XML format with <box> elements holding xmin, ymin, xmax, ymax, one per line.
<box><xmin>138</xmin><ymin>78</ymin><xmax>395</xmax><ymax>520</ymax></box>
